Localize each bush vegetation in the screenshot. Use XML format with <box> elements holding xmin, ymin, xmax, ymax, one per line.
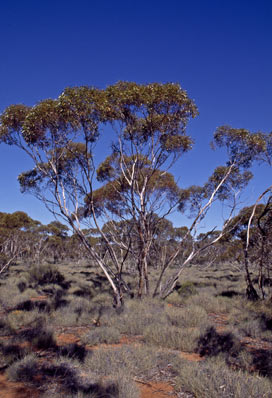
<box><xmin>1</xmin><ymin>261</ymin><xmax>272</xmax><ymax>397</ymax></box>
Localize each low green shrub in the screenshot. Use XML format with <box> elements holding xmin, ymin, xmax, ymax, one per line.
<box><xmin>186</xmin><ymin>292</ymin><xmax>233</xmax><ymax>313</ymax></box>
<box><xmin>166</xmin><ymin>304</ymin><xmax>209</xmax><ymax>328</ymax></box>
<box><xmin>51</xmin><ymin>306</ymin><xmax>79</xmax><ymax>327</ymax></box>
<box><xmin>16</xmin><ymin>277</ymin><xmax>28</xmax><ymax>293</ymax></box>
<box><xmin>15</xmin><ymin>322</ymin><xmax>56</xmax><ymax>350</ymax></box>
<box><xmin>196</xmin><ymin>326</ymin><xmax>242</xmax><ymax>358</ymax></box>
<box><xmin>229</xmin><ymin>306</ymin><xmax>272</xmax><ymax>342</ymax></box>
<box><xmin>7</xmin><ymin>309</ymin><xmax>44</xmax><ymax>331</ymax></box>
<box><xmin>58</xmin><ymin>343</ymin><xmax>87</xmax><ymax>362</ymax></box>
<box><xmin>51</xmin><ymin>297</ymin><xmax>99</xmax><ymax>327</ymax></box>
<box><xmin>175</xmin><ymin>356</ymin><xmax>272</xmax><ymax>398</ymax></box>
<box><xmin>144</xmin><ymin>324</ymin><xmax>200</xmax><ymax>351</ymax></box>
<box><xmin>7</xmin><ymin>354</ymin><xmax>38</xmax><ymax>382</ymax></box>
<box><xmin>104</xmin><ymin>373</ymin><xmax>140</xmax><ymax>398</ymax></box>
<box><xmin>33</xmin><ymin>327</ymin><xmax>57</xmax><ymax>350</ymax></box>
<box><xmin>39</xmin><ymin>371</ymin><xmax>140</xmax><ymax>398</ymax></box>
<box><xmin>0</xmin><ymin>343</ymin><xmax>29</xmax><ymax>367</ymax></box>
<box><xmin>251</xmin><ymin>349</ymin><xmax>272</xmax><ymax>378</ymax></box>
<box><xmin>81</xmin><ymin>326</ymin><xmax>121</xmax><ymax>346</ymax></box>
<box><xmin>84</xmin><ymin>345</ymin><xmax>160</xmax><ymax>379</ymax></box>
<box><xmin>165</xmin><ymin>291</ymin><xmax>184</xmax><ymax>306</ymax></box>
<box><xmin>106</xmin><ymin>298</ymin><xmax>168</xmax><ymax>335</ymax></box>
<box><xmin>0</xmin><ymin>317</ymin><xmax>12</xmax><ymax>336</ymax></box>
<box><xmin>27</xmin><ymin>264</ymin><xmax>67</xmax><ymax>287</ymax></box>
<box><xmin>0</xmin><ymin>283</ymin><xmax>36</xmax><ymax>308</ymax></box>
<box><xmin>177</xmin><ymin>281</ymin><xmax>197</xmax><ymax>298</ymax></box>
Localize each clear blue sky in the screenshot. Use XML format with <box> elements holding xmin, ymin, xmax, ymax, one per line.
<box><xmin>0</xmin><ymin>0</ymin><xmax>271</xmax><ymax>230</ymax></box>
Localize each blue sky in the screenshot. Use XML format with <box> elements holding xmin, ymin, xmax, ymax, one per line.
<box><xmin>0</xmin><ymin>0</ymin><xmax>271</xmax><ymax>230</ymax></box>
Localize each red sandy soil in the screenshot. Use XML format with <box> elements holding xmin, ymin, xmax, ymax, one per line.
<box><xmin>137</xmin><ymin>380</ymin><xmax>176</xmax><ymax>398</ymax></box>
<box><xmin>207</xmin><ymin>312</ymin><xmax>229</xmax><ymax>333</ymax></box>
<box><xmin>55</xmin><ymin>326</ymin><xmax>143</xmax><ymax>347</ymax></box>
<box><xmin>179</xmin><ymin>352</ymin><xmax>204</xmax><ymax>362</ymax></box>
<box><xmin>0</xmin><ymin>362</ymin><xmax>177</xmax><ymax>398</ymax></box>
<box><xmin>55</xmin><ymin>326</ymin><xmax>90</xmax><ymax>345</ymax></box>
<box><xmin>242</xmin><ymin>336</ymin><xmax>272</xmax><ymax>351</ymax></box>
<box><xmin>0</xmin><ymin>373</ymin><xmax>39</xmax><ymax>398</ymax></box>
<box><xmin>1</xmin><ymin>304</ymin><xmax>271</xmax><ymax>398</ymax></box>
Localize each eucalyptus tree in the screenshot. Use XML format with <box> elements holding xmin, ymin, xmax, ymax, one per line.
<box><xmin>0</xmin><ymin>84</ymin><xmax>262</xmax><ymax>303</ymax></box>
<box><xmin>0</xmin><ymin>211</ymin><xmax>40</xmax><ymax>275</ymax></box>
<box><xmin>0</xmin><ymin>82</ymin><xmax>197</xmax><ymax>304</ymax></box>
<box><xmin>213</xmin><ymin>125</ymin><xmax>272</xmax><ymax>299</ymax></box>
<box><xmin>153</xmin><ymin>164</ymin><xmax>253</xmax><ymax>298</ymax></box>
<box><xmin>225</xmin><ymin>203</ymin><xmax>272</xmax><ymax>299</ymax></box>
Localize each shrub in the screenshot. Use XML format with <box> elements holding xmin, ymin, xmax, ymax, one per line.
<box><xmin>186</xmin><ymin>292</ymin><xmax>233</xmax><ymax>313</ymax></box>
<box><xmin>103</xmin><ymin>373</ymin><xmax>140</xmax><ymax>398</ymax></box>
<box><xmin>39</xmin><ymin>360</ymin><xmax>80</xmax><ymax>393</ymax></box>
<box><xmin>165</xmin><ymin>291</ymin><xmax>184</xmax><ymax>306</ymax></box>
<box><xmin>58</xmin><ymin>344</ymin><xmax>87</xmax><ymax>362</ymax></box>
<box><xmin>7</xmin><ymin>309</ymin><xmax>43</xmax><ymax>330</ymax></box>
<box><xmin>227</xmin><ymin>349</ymin><xmax>254</xmax><ymax>372</ymax></box>
<box><xmin>39</xmin><ymin>371</ymin><xmax>140</xmax><ymax>398</ymax></box>
<box><xmin>0</xmin><ymin>283</ymin><xmax>34</xmax><ymax>308</ymax></box>
<box><xmin>51</xmin><ymin>296</ymin><xmax>105</xmax><ymax>327</ymax></box>
<box><xmin>0</xmin><ymin>318</ymin><xmax>12</xmax><ymax>336</ymax></box>
<box><xmin>81</xmin><ymin>327</ymin><xmax>121</xmax><ymax>346</ymax></box>
<box><xmin>15</xmin><ymin>300</ymin><xmax>35</xmax><ymax>311</ymax></box>
<box><xmin>17</xmin><ymin>278</ymin><xmax>28</xmax><ymax>293</ymax></box>
<box><xmin>28</xmin><ymin>264</ymin><xmax>66</xmax><ymax>286</ymax></box>
<box><xmin>14</xmin><ymin>298</ymin><xmax>50</xmax><ymax>312</ymax></box>
<box><xmin>176</xmin><ymin>281</ymin><xmax>197</xmax><ymax>298</ymax></box>
<box><xmin>33</xmin><ymin>327</ymin><xmax>57</xmax><ymax>350</ymax></box>
<box><xmin>51</xmin><ymin>288</ymin><xmax>68</xmax><ymax>310</ymax></box>
<box><xmin>106</xmin><ymin>298</ymin><xmax>168</xmax><ymax>335</ymax></box>
<box><xmin>220</xmin><ymin>290</ymin><xmax>242</xmax><ymax>298</ymax></box>
<box><xmin>144</xmin><ymin>324</ymin><xmax>200</xmax><ymax>351</ymax></box>
<box><xmin>84</xmin><ymin>345</ymin><xmax>160</xmax><ymax>379</ymax></box>
<box><xmin>196</xmin><ymin>326</ymin><xmax>242</xmax><ymax>358</ymax></box>
<box><xmin>70</xmin><ymin>283</ymin><xmax>93</xmax><ymax>299</ymax></box>
<box><xmin>7</xmin><ymin>354</ymin><xmax>38</xmax><ymax>382</ymax></box>
<box><xmin>51</xmin><ymin>306</ymin><xmax>79</xmax><ymax>327</ymax></box>
<box><xmin>16</xmin><ymin>322</ymin><xmax>56</xmax><ymax>350</ymax></box>
<box><xmin>229</xmin><ymin>307</ymin><xmax>272</xmax><ymax>342</ymax></box>
<box><xmin>251</xmin><ymin>349</ymin><xmax>272</xmax><ymax>378</ymax></box>
<box><xmin>175</xmin><ymin>356</ymin><xmax>272</xmax><ymax>398</ymax></box>
<box><xmin>0</xmin><ymin>343</ymin><xmax>29</xmax><ymax>367</ymax></box>
<box><xmin>166</xmin><ymin>304</ymin><xmax>209</xmax><ymax>328</ymax></box>
<box><xmin>39</xmin><ymin>357</ymin><xmax>139</xmax><ymax>398</ymax></box>
<box><xmin>239</xmin><ymin>318</ymin><xmax>264</xmax><ymax>338</ymax></box>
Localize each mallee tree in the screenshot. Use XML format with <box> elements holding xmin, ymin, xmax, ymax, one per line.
<box><xmin>0</xmin><ymin>82</ymin><xmax>262</xmax><ymax>305</ymax></box>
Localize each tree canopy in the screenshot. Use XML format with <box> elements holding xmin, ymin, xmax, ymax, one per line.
<box><xmin>0</xmin><ymin>81</ymin><xmax>269</xmax><ymax>304</ymax></box>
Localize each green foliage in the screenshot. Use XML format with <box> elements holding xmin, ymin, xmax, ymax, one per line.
<box><xmin>144</xmin><ymin>323</ymin><xmax>201</xmax><ymax>351</ymax></box>
<box><xmin>166</xmin><ymin>303</ymin><xmax>209</xmax><ymax>328</ymax></box>
<box><xmin>7</xmin><ymin>309</ymin><xmax>43</xmax><ymax>331</ymax></box>
<box><xmin>105</xmin><ymin>298</ymin><xmax>168</xmax><ymax>335</ymax></box>
<box><xmin>58</xmin><ymin>343</ymin><xmax>87</xmax><ymax>362</ymax></box>
<box><xmin>213</xmin><ymin>126</ymin><xmax>272</xmax><ymax>168</ymax></box>
<box><xmin>0</xmin><ymin>210</ymin><xmax>37</xmax><ymax>230</ymax></box>
<box><xmin>0</xmin><ymin>343</ymin><xmax>29</xmax><ymax>368</ymax></box>
<box><xmin>176</xmin><ymin>281</ymin><xmax>197</xmax><ymax>298</ymax></box>
<box><xmin>7</xmin><ymin>354</ymin><xmax>38</xmax><ymax>382</ymax></box>
<box><xmin>0</xmin><ymin>81</ymin><xmax>199</xmax><ymax>300</ymax></box>
<box><xmin>175</xmin><ymin>355</ymin><xmax>272</xmax><ymax>398</ymax></box>
<box><xmin>196</xmin><ymin>326</ymin><xmax>242</xmax><ymax>358</ymax></box>
<box><xmin>84</xmin><ymin>344</ymin><xmax>167</xmax><ymax>379</ymax></box>
<box><xmin>81</xmin><ymin>327</ymin><xmax>121</xmax><ymax>346</ymax></box>
<box><xmin>186</xmin><ymin>291</ymin><xmax>234</xmax><ymax>313</ymax></box>
<box><xmin>27</xmin><ymin>263</ymin><xmax>65</xmax><ymax>286</ymax></box>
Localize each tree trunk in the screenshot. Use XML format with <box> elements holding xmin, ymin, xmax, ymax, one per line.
<box><xmin>244</xmin><ymin>249</ymin><xmax>259</xmax><ymax>301</ymax></box>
